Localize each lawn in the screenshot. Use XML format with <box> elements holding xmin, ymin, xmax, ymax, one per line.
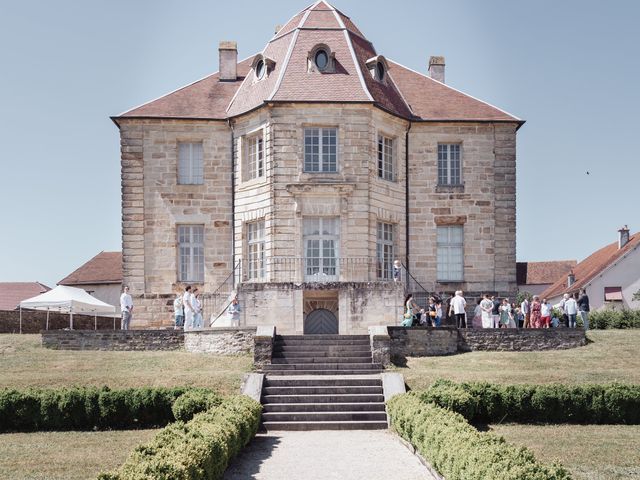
<box><xmin>0</xmin><ymin>334</ymin><xmax>252</xmax><ymax>393</ymax></box>
<box><xmin>399</xmin><ymin>330</ymin><xmax>640</xmax><ymax>390</ymax></box>
<box><xmin>0</xmin><ymin>429</ymin><xmax>159</xmax><ymax>480</ymax></box>
<box><xmin>490</xmin><ymin>423</ymin><xmax>640</xmax><ymax>480</ymax></box>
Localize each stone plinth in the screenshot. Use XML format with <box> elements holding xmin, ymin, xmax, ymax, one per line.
<box><xmin>388</xmin><ymin>327</ymin><xmax>459</xmax><ymax>363</ymax></box>
<box><xmin>184</xmin><ymin>328</ymin><xmax>255</xmax><ymax>354</ymax></box>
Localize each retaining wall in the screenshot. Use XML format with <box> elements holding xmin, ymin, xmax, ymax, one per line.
<box><xmin>41</xmin><ymin>330</ymin><xmax>184</xmax><ymax>351</ymax></box>
<box><xmin>1</xmin><ymin>310</ymin><xmax>118</xmax><ymax>334</ymax></box>
<box><xmin>184</xmin><ymin>328</ymin><xmax>255</xmax><ymax>354</ymax></box>
<box><xmin>457</xmin><ymin>329</ymin><xmax>587</xmax><ymax>352</ymax></box>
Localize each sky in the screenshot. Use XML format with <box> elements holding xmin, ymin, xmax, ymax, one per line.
<box><xmin>0</xmin><ymin>0</ymin><xmax>638</xmax><ymax>288</ymax></box>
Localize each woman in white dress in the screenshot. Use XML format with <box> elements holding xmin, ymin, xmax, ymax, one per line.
<box><xmin>480</xmin><ymin>294</ymin><xmax>494</xmax><ymax>328</ymax></box>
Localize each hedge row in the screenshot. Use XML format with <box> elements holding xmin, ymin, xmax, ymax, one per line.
<box><xmin>418</xmin><ymin>379</ymin><xmax>640</xmax><ymax>424</ymax></box>
<box><xmin>0</xmin><ymin>386</ymin><xmax>222</xmax><ymax>432</ymax></box>
<box><xmin>98</xmin><ymin>395</ymin><xmax>262</xmax><ymax>480</ymax></box>
<box><xmin>387</xmin><ymin>393</ymin><xmax>571</xmax><ymax>480</ymax></box>
<box><xmin>585</xmin><ymin>309</ymin><xmax>640</xmax><ymax>329</ymax></box>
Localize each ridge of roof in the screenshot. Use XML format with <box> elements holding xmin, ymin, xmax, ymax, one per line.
<box><xmin>387</xmin><ymin>59</ymin><xmax>522</xmax><ymax>123</ymax></box>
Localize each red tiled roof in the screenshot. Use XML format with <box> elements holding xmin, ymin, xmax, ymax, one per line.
<box><xmin>541</xmin><ymin>232</ymin><xmax>640</xmax><ymax>299</ymax></box>
<box><xmin>0</xmin><ymin>282</ymin><xmax>50</xmax><ymax>311</ymax></box>
<box><xmin>58</xmin><ymin>251</ymin><xmax>122</xmax><ymax>286</ymax></box>
<box><xmin>516</xmin><ymin>260</ymin><xmax>577</xmax><ymax>286</ymax></box>
<box><xmin>114</xmin><ymin>1</ymin><xmax>521</xmax><ymax>124</ymax></box>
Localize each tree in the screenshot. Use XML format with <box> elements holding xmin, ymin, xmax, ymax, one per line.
<box><xmin>633</xmin><ymin>289</ymin><xmax>640</xmax><ymax>302</ymax></box>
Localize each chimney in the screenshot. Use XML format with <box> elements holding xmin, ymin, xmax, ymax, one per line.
<box><xmin>274</xmin><ymin>24</ymin><xmax>283</xmax><ymax>35</ymax></box>
<box><xmin>618</xmin><ymin>225</ymin><xmax>630</xmax><ymax>249</ymax></box>
<box><xmin>567</xmin><ymin>270</ymin><xmax>575</xmax><ymax>288</ymax></box>
<box><xmin>428</xmin><ymin>56</ymin><xmax>445</xmax><ymax>83</ymax></box>
<box><xmin>219</xmin><ymin>41</ymin><xmax>237</xmax><ymax>81</ymax></box>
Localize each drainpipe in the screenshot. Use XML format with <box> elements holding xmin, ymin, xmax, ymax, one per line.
<box><xmin>405</xmin><ymin>122</ymin><xmax>412</xmax><ymax>278</ymax></box>
<box><xmin>228</xmin><ymin>118</ymin><xmax>236</xmax><ymax>287</ymax></box>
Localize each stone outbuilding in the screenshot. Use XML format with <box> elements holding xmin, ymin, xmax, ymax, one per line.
<box><xmin>112</xmin><ymin>1</ymin><xmax>524</xmax><ymax>332</ymax></box>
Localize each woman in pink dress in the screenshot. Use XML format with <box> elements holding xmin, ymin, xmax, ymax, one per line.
<box><xmin>530</xmin><ymin>295</ymin><xmax>542</xmax><ymax>328</ymax></box>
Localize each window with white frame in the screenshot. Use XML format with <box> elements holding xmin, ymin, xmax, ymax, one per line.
<box><xmin>247</xmin><ymin>221</ymin><xmax>265</xmax><ymax>280</ymax></box>
<box><xmin>437</xmin><ymin>144</ymin><xmax>461</xmax><ymax>185</ymax></box>
<box><xmin>178</xmin><ymin>142</ymin><xmax>204</xmax><ymax>184</ymax></box>
<box><xmin>303</xmin><ymin>217</ymin><xmax>339</xmax><ymax>280</ymax></box>
<box><xmin>377</xmin><ymin>134</ymin><xmax>394</xmax><ymax>181</ymax></box>
<box><xmin>376</xmin><ymin>222</ymin><xmax>394</xmax><ymax>279</ymax></box>
<box><xmin>244</xmin><ymin>133</ymin><xmax>264</xmax><ymax>181</ymax></box>
<box><xmin>178</xmin><ymin>225</ymin><xmax>204</xmax><ymax>282</ymax></box>
<box><xmin>437</xmin><ymin>225</ymin><xmax>463</xmax><ymax>281</ymax></box>
<box><xmin>304</xmin><ymin>127</ymin><xmax>337</xmax><ymax>172</ymax></box>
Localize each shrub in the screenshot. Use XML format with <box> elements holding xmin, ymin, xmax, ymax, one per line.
<box><xmin>0</xmin><ymin>386</ymin><xmax>216</xmax><ymax>432</ymax></box>
<box><xmin>171</xmin><ymin>388</ymin><xmax>223</xmax><ymax>422</ymax></box>
<box><xmin>587</xmin><ymin>309</ymin><xmax>640</xmax><ymax>329</ymax></box>
<box><xmin>420</xmin><ymin>380</ymin><xmax>640</xmax><ymax>424</ymax></box>
<box><xmin>387</xmin><ymin>393</ymin><xmax>571</xmax><ymax>480</ymax></box>
<box><xmin>98</xmin><ymin>395</ymin><xmax>261</xmax><ymax>480</ymax></box>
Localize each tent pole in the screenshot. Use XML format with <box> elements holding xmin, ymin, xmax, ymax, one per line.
<box><xmin>46</xmin><ymin>309</ymin><xmax>50</xmax><ymax>330</ymax></box>
<box><xmin>70</xmin><ymin>311</ymin><xmax>74</xmax><ymax>330</ymax></box>
<box><xmin>94</xmin><ymin>313</ymin><xmax>97</xmax><ymax>331</ymax></box>
<box><xmin>19</xmin><ymin>307</ymin><xmax>22</xmax><ymax>334</ymax></box>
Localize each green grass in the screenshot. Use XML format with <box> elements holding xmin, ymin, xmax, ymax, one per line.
<box><xmin>0</xmin><ymin>334</ymin><xmax>252</xmax><ymax>394</ymax></box>
<box><xmin>490</xmin><ymin>424</ymin><xmax>640</xmax><ymax>480</ymax></box>
<box><xmin>399</xmin><ymin>330</ymin><xmax>640</xmax><ymax>390</ymax></box>
<box><xmin>0</xmin><ymin>429</ymin><xmax>159</xmax><ymax>480</ymax></box>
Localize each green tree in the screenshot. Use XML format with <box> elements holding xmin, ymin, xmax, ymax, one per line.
<box><xmin>633</xmin><ymin>289</ymin><xmax>640</xmax><ymax>302</ymax></box>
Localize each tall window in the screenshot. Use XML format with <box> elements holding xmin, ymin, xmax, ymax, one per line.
<box><xmin>377</xmin><ymin>135</ymin><xmax>394</xmax><ymax>181</ymax></box>
<box><xmin>245</xmin><ymin>134</ymin><xmax>264</xmax><ymax>181</ymax></box>
<box><xmin>178</xmin><ymin>142</ymin><xmax>204</xmax><ymax>184</ymax></box>
<box><xmin>376</xmin><ymin>222</ymin><xmax>394</xmax><ymax>279</ymax></box>
<box><xmin>247</xmin><ymin>221</ymin><xmax>265</xmax><ymax>280</ymax></box>
<box><xmin>304</xmin><ymin>217</ymin><xmax>339</xmax><ymax>280</ymax></box>
<box><xmin>437</xmin><ymin>225</ymin><xmax>463</xmax><ymax>281</ymax></box>
<box><xmin>178</xmin><ymin>225</ymin><xmax>204</xmax><ymax>282</ymax></box>
<box><xmin>304</xmin><ymin>127</ymin><xmax>337</xmax><ymax>172</ymax></box>
<box><xmin>437</xmin><ymin>144</ymin><xmax>461</xmax><ymax>185</ymax></box>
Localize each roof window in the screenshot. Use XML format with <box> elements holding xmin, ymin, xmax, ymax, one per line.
<box><xmin>315</xmin><ymin>50</ymin><xmax>329</xmax><ymax>71</ymax></box>
<box><xmin>366</xmin><ymin>55</ymin><xmax>389</xmax><ymax>84</ymax></box>
<box><xmin>251</xmin><ymin>54</ymin><xmax>275</xmax><ymax>83</ymax></box>
<box><xmin>308</xmin><ymin>44</ymin><xmax>335</xmax><ymax>73</ymax></box>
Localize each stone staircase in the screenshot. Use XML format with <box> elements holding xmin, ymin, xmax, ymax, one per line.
<box><xmin>260</xmin><ymin>334</ymin><xmax>387</xmax><ymax>430</ymax></box>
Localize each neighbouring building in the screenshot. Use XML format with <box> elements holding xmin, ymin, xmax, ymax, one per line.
<box><xmin>0</xmin><ymin>282</ymin><xmax>50</xmax><ymax>311</ymax></box>
<box><xmin>58</xmin><ymin>251</ymin><xmax>123</xmax><ymax>312</ymax></box>
<box><xmin>516</xmin><ymin>260</ymin><xmax>576</xmax><ymax>296</ymax></box>
<box><xmin>112</xmin><ymin>1</ymin><xmax>523</xmax><ymax>332</ymax></box>
<box><xmin>543</xmin><ymin>226</ymin><xmax>640</xmax><ymax>311</ymax></box>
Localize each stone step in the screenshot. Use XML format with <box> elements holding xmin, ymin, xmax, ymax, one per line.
<box><xmin>264</xmin><ymin>377</ymin><xmax>382</xmax><ymax>387</ymax></box>
<box><xmin>271</xmin><ymin>357</ymin><xmax>374</xmax><ymax>364</ymax></box>
<box><xmin>263</xmin><ymin>386</ymin><xmax>383</xmax><ymax>395</ymax></box>
<box><xmin>262</xmin><ymin>402</ymin><xmax>386</xmax><ymax>413</ymax></box>
<box><xmin>274</xmin><ymin>340</ymin><xmax>371</xmax><ymax>347</ymax></box>
<box><xmin>275</xmin><ymin>335</ymin><xmax>369</xmax><ymax>341</ymax></box>
<box><xmin>273</xmin><ymin>349</ymin><xmax>372</xmax><ymax>357</ymax></box>
<box><xmin>262</xmin><ymin>420</ymin><xmax>388</xmax><ymax>431</ymax></box>
<box><xmin>263</xmin><ymin>363</ymin><xmax>382</xmax><ymax>371</ymax></box>
<box><xmin>262</xmin><ymin>411</ymin><xmax>388</xmax><ymax>422</ymax></box>
<box><xmin>264</xmin><ymin>369</ymin><xmax>383</xmax><ymax>376</ymax></box>
<box><xmin>262</xmin><ymin>393</ymin><xmax>385</xmax><ymax>404</ymax></box>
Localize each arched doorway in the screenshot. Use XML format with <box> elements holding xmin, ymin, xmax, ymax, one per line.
<box><xmin>304</xmin><ymin>308</ymin><xmax>339</xmax><ymax>334</ymax></box>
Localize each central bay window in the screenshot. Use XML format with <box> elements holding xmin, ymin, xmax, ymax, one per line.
<box><xmin>244</xmin><ymin>133</ymin><xmax>264</xmax><ymax>181</ymax></box>
<box><xmin>178</xmin><ymin>142</ymin><xmax>204</xmax><ymax>184</ymax></box>
<box><xmin>247</xmin><ymin>221</ymin><xmax>265</xmax><ymax>280</ymax></box>
<box><xmin>377</xmin><ymin>134</ymin><xmax>394</xmax><ymax>181</ymax></box>
<box><xmin>304</xmin><ymin>127</ymin><xmax>337</xmax><ymax>172</ymax></box>
<box><xmin>303</xmin><ymin>217</ymin><xmax>339</xmax><ymax>281</ymax></box>
<box><xmin>376</xmin><ymin>222</ymin><xmax>394</xmax><ymax>279</ymax></box>
<box><xmin>437</xmin><ymin>225</ymin><xmax>463</xmax><ymax>281</ymax></box>
<box><xmin>178</xmin><ymin>225</ymin><xmax>204</xmax><ymax>283</ymax></box>
<box><xmin>437</xmin><ymin>143</ymin><xmax>461</xmax><ymax>185</ymax></box>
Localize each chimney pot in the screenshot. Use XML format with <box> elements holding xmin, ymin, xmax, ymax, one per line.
<box><xmin>219</xmin><ymin>41</ymin><xmax>238</xmax><ymax>81</ymax></box>
<box><xmin>429</xmin><ymin>56</ymin><xmax>445</xmax><ymax>83</ymax></box>
<box><xmin>618</xmin><ymin>225</ymin><xmax>630</xmax><ymax>249</ymax></box>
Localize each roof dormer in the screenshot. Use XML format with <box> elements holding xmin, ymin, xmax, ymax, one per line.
<box><xmin>251</xmin><ymin>54</ymin><xmax>275</xmax><ymax>82</ymax></box>
<box><xmin>366</xmin><ymin>55</ymin><xmax>388</xmax><ymax>83</ymax></box>
<box><xmin>308</xmin><ymin>44</ymin><xmax>336</xmax><ymax>73</ymax></box>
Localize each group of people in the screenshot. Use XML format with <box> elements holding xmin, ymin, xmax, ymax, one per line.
<box><xmin>173</xmin><ymin>285</ymin><xmax>203</xmax><ymax>330</ymax></box>
<box><xmin>400</xmin><ymin>288</ymin><xmax>591</xmax><ymax>330</ymax></box>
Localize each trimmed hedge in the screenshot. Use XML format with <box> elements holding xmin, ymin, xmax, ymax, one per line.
<box><xmin>388</xmin><ymin>393</ymin><xmax>571</xmax><ymax>480</ymax></box>
<box><xmin>171</xmin><ymin>388</ymin><xmax>223</xmax><ymax>422</ymax></box>
<box><xmin>586</xmin><ymin>309</ymin><xmax>640</xmax><ymax>329</ymax></box>
<box><xmin>420</xmin><ymin>379</ymin><xmax>640</xmax><ymax>424</ymax></box>
<box><xmin>0</xmin><ymin>386</ymin><xmax>220</xmax><ymax>432</ymax></box>
<box><xmin>98</xmin><ymin>395</ymin><xmax>261</xmax><ymax>480</ymax></box>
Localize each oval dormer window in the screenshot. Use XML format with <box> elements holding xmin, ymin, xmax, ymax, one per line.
<box><xmin>255</xmin><ymin>59</ymin><xmax>265</xmax><ymax>80</ymax></box>
<box><xmin>376</xmin><ymin>62</ymin><xmax>385</xmax><ymax>81</ymax></box>
<box><xmin>315</xmin><ymin>49</ymin><xmax>329</xmax><ymax>71</ymax></box>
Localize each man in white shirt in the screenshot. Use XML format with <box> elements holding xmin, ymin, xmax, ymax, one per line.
<box><xmin>183</xmin><ymin>285</ymin><xmax>194</xmax><ymax>330</ymax></box>
<box><xmin>451</xmin><ymin>290</ymin><xmax>467</xmax><ymax>328</ymax></box>
<box><xmin>520</xmin><ymin>297</ymin><xmax>530</xmax><ymax>328</ymax></box>
<box><xmin>564</xmin><ymin>294</ymin><xmax>578</xmax><ymax>328</ymax></box>
<box><xmin>120</xmin><ymin>286</ymin><xmax>133</xmax><ymax>330</ymax></box>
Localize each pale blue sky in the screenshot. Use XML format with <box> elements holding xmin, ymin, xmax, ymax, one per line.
<box><xmin>1</xmin><ymin>0</ymin><xmax>638</xmax><ymax>288</ymax></box>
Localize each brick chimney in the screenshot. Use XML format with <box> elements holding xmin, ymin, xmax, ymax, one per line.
<box><xmin>428</xmin><ymin>56</ymin><xmax>445</xmax><ymax>83</ymax></box>
<box><xmin>567</xmin><ymin>270</ymin><xmax>575</xmax><ymax>288</ymax></box>
<box><xmin>618</xmin><ymin>225</ymin><xmax>630</xmax><ymax>249</ymax></box>
<box><xmin>219</xmin><ymin>41</ymin><xmax>237</xmax><ymax>81</ymax></box>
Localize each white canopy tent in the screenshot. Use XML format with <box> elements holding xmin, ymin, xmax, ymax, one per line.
<box><xmin>19</xmin><ymin>285</ymin><xmax>117</xmax><ymax>332</ymax></box>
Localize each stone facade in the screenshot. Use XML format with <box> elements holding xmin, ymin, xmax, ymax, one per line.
<box><xmin>41</xmin><ymin>330</ymin><xmax>184</xmax><ymax>351</ymax></box>
<box><xmin>184</xmin><ymin>328</ymin><xmax>254</xmax><ymax>354</ymax></box>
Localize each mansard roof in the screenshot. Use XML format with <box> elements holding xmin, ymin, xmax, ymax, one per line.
<box><xmin>115</xmin><ymin>1</ymin><xmax>521</xmax><ymax>124</ymax></box>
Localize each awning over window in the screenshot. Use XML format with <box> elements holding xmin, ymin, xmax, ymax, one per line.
<box><xmin>604</xmin><ymin>286</ymin><xmax>623</xmax><ymax>301</ymax></box>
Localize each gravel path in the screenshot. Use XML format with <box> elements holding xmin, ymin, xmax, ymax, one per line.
<box><xmin>224</xmin><ymin>430</ymin><xmax>437</xmax><ymax>480</ymax></box>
